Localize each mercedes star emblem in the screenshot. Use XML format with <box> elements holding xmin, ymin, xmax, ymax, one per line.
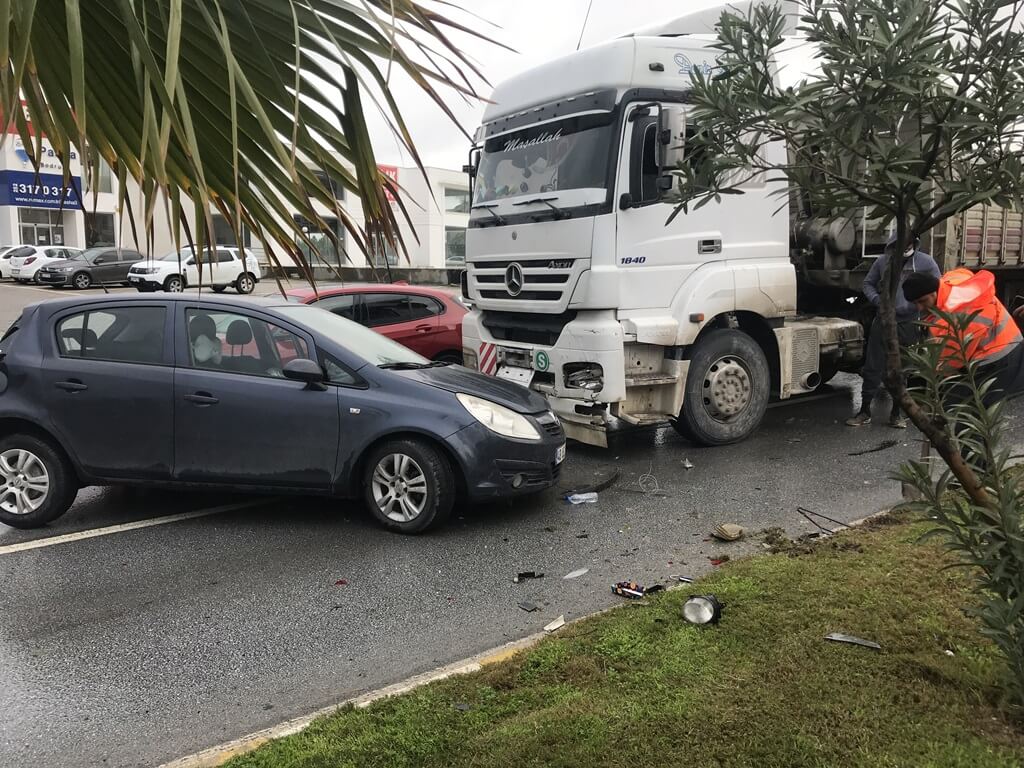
<box><xmin>505</xmin><ymin>262</ymin><xmax>525</xmax><ymax>296</ymax></box>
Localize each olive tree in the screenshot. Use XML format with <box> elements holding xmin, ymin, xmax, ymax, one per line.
<box><xmin>672</xmin><ymin>0</ymin><xmax>1024</xmax><ymax>507</ymax></box>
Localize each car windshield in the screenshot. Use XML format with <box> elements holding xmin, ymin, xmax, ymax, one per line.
<box><xmin>276</xmin><ymin>305</ymin><xmax>427</xmax><ymax>367</ymax></box>
<box><xmin>72</xmin><ymin>248</ymin><xmax>106</xmax><ymax>262</ymax></box>
<box><xmin>473</xmin><ymin>112</ymin><xmax>615</xmax><ymax>207</ymax></box>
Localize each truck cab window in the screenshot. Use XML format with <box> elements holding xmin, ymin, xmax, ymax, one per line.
<box><xmin>630</xmin><ymin>118</ymin><xmax>661</xmax><ymax>204</ymax></box>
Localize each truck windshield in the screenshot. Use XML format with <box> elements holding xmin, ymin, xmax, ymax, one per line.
<box><xmin>473</xmin><ymin>112</ymin><xmax>614</xmax><ymax>208</ymax></box>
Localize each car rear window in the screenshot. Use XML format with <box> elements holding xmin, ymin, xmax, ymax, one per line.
<box><xmin>56</xmin><ymin>307</ymin><xmax>166</xmax><ymax>365</ymax></box>
<box><xmin>8</xmin><ymin>246</ymin><xmax>33</xmax><ymax>258</ymax></box>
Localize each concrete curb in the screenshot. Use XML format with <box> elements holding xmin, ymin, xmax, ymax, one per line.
<box><xmin>157</xmin><ymin>630</ymin><xmax>549</xmax><ymax>768</ymax></box>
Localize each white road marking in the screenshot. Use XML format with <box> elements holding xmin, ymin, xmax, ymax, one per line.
<box><xmin>0</xmin><ymin>499</ymin><xmax>272</xmax><ymax>555</ymax></box>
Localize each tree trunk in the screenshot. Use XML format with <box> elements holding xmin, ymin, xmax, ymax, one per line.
<box><xmin>877</xmin><ymin>217</ymin><xmax>990</xmax><ymax>508</ymax></box>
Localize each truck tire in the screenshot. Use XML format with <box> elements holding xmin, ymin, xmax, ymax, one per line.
<box><xmin>671</xmin><ymin>329</ymin><xmax>770</xmax><ymax>446</ymax></box>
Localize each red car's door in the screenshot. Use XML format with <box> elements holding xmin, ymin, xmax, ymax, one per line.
<box><xmin>362</xmin><ymin>292</ymin><xmax>441</xmax><ymax>357</ymax></box>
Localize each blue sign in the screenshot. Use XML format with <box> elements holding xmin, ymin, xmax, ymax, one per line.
<box><xmin>0</xmin><ymin>170</ymin><xmax>81</xmax><ymax>209</ymax></box>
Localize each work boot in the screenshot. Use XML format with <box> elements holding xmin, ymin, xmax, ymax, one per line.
<box><xmin>888</xmin><ymin>411</ymin><xmax>908</xmax><ymax>429</ymax></box>
<box><xmin>845</xmin><ymin>411</ymin><xmax>872</xmax><ymax>427</ymax></box>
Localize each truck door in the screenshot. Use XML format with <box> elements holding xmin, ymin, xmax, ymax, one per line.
<box><xmin>614</xmin><ymin>104</ymin><xmax>727</xmax><ymax>311</ymax></box>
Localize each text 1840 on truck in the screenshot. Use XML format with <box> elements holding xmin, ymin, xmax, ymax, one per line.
<box><xmin>460</xmin><ymin>3</ymin><xmax>1024</xmax><ymax>448</ymax></box>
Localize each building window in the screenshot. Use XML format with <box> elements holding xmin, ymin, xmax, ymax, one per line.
<box><xmin>445</xmin><ymin>226</ymin><xmax>466</xmax><ymax>267</ymax></box>
<box><xmin>294</xmin><ymin>215</ymin><xmax>345</xmax><ymax>268</ymax></box>
<box><xmin>18</xmin><ymin>208</ymin><xmax>65</xmax><ymax>246</ymax></box>
<box><xmin>212</xmin><ymin>214</ymin><xmax>252</xmax><ymax>248</ymax></box>
<box><xmin>84</xmin><ymin>159</ymin><xmax>113</xmax><ymax>194</ymax></box>
<box><xmin>85</xmin><ymin>212</ymin><xmax>116</xmax><ymax>247</ymax></box>
<box><xmin>444</xmin><ymin>187</ymin><xmax>470</xmax><ymax>214</ymax></box>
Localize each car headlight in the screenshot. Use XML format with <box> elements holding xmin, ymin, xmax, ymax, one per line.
<box><xmin>456</xmin><ymin>393</ymin><xmax>540</xmax><ymax>441</ymax></box>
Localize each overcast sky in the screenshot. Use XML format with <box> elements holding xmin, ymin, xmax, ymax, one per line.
<box><xmin>369</xmin><ymin>0</ymin><xmax>736</xmax><ymax>170</ymax></box>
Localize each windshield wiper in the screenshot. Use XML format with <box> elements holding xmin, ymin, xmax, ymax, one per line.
<box><xmin>512</xmin><ymin>196</ymin><xmax>566</xmax><ymax>219</ymax></box>
<box><xmin>471</xmin><ymin>203</ymin><xmax>506</xmax><ymax>226</ymax></box>
<box><xmin>378</xmin><ymin>361</ymin><xmax>450</xmax><ymax>370</ymax></box>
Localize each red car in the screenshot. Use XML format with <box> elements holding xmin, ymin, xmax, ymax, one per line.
<box><xmin>285</xmin><ymin>283</ymin><xmax>467</xmax><ymax>363</ymax></box>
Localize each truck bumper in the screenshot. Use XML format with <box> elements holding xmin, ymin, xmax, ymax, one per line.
<box><xmin>462</xmin><ymin>310</ymin><xmax>626</xmax><ymax>447</ymax></box>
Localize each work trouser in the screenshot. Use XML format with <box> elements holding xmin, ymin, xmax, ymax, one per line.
<box><xmin>859</xmin><ymin>318</ymin><xmax>920</xmax><ymax>411</ymax></box>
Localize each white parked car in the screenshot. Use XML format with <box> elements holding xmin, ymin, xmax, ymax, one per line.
<box><xmin>8</xmin><ymin>245</ymin><xmax>83</xmax><ymax>283</ymax></box>
<box><xmin>0</xmin><ymin>245</ymin><xmax>19</xmax><ymax>279</ymax></box>
<box><xmin>128</xmin><ymin>246</ymin><xmax>261</xmax><ymax>294</ymax></box>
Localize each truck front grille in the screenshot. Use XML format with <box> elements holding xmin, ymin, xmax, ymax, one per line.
<box><xmin>469</xmin><ymin>258</ymin><xmax>576</xmax><ymax>304</ymax></box>
<box><xmin>481</xmin><ymin>311</ymin><xmax>577</xmax><ymax>346</ymax></box>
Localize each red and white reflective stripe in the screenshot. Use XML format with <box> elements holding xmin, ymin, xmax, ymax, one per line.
<box><xmin>478</xmin><ymin>342</ymin><xmax>498</xmax><ymax>375</ymax></box>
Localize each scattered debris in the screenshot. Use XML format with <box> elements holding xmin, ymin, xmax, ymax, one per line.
<box><xmin>453</xmin><ymin>702</ymin><xmax>472</xmax><ymax>712</ymax></box>
<box><xmin>786</xmin><ymin>437</ymin><xmax>803</xmax><ymax>444</ymax></box>
<box><xmin>564</xmin><ymin>469</ymin><xmax>620</xmax><ymax>496</ymax></box>
<box><xmin>709</xmin><ymin>556</ymin><xmax>730</xmax><ymax>566</ymax></box>
<box><xmin>825</xmin><ymin>632</ymin><xmax>882</xmax><ymax>651</ymax></box>
<box><xmin>638</xmin><ymin>467</ymin><xmax>661</xmax><ymax>494</ymax></box>
<box><xmin>945</xmin><ymin>649</ymin><xmax>955</xmax><ymax>657</ymax></box>
<box><xmin>563</xmin><ymin>568</ymin><xmax>589</xmax><ymax>580</ymax></box>
<box><xmin>575</xmin><ymin>533</ymin><xmax>589</xmax><ymax>539</ymax></box>
<box><xmin>682</xmin><ymin>459</ymin><xmax>694</xmax><ymax>470</ymax></box>
<box><xmin>544</xmin><ymin>526</ymin><xmax>557</xmax><ymax>533</ymax></box>
<box><xmin>543</xmin><ymin>615</ymin><xmax>565</xmax><ymax>633</ymax></box>
<box><xmin>797</xmin><ymin>506</ymin><xmax>851</xmax><ymax>534</ymax></box>
<box><xmin>518</xmin><ymin>601</ymin><xmax>540</xmax><ymax>613</ymax></box>
<box><xmin>566</xmin><ymin>492</ymin><xmax>599</xmax><ymax>505</ymax></box>
<box><xmin>672</xmin><ymin>575</ymin><xmax>695</xmax><ymax>583</ymax></box>
<box><xmin>513</xmin><ymin>571</ymin><xmax>544</xmax><ymax>583</ymax></box>
<box><xmin>333</xmin><ymin>579</ymin><xmax>348</xmax><ymax>586</ymax></box>
<box><xmin>612</xmin><ymin>581</ymin><xmax>646</xmax><ymax>599</ymax></box>
<box><xmin>847</xmin><ymin>439</ymin><xmax>900</xmax><ymax>457</ymax></box>
<box><xmin>712</xmin><ymin>523</ymin><xmax>745</xmax><ymax>542</ymax></box>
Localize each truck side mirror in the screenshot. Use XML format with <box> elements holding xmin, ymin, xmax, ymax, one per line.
<box><xmin>658</xmin><ymin>107</ymin><xmax>688</xmax><ymax>175</ymax></box>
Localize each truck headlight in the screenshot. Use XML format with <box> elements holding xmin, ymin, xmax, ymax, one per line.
<box><xmin>462</xmin><ymin>348</ymin><xmax>478</xmax><ymax>371</ymax></box>
<box><xmin>457</xmin><ymin>393</ymin><xmax>540</xmax><ymax>441</ymax></box>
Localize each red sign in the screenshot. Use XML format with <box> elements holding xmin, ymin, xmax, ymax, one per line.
<box><xmin>4</xmin><ymin>100</ymin><xmax>33</xmax><ymax>136</ymax></box>
<box><xmin>378</xmin><ymin>164</ymin><xmax>398</xmax><ymax>203</ymax></box>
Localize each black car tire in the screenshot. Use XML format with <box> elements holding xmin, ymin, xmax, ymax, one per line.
<box><xmin>0</xmin><ymin>434</ymin><xmax>78</xmax><ymax>529</ymax></box>
<box><xmin>164</xmin><ymin>275</ymin><xmax>185</xmax><ymax>293</ymax></box>
<box><xmin>362</xmin><ymin>438</ymin><xmax>454</xmax><ymax>534</ymax></box>
<box><xmin>236</xmin><ymin>273</ymin><xmax>256</xmax><ymax>294</ymax></box>
<box><xmin>211</xmin><ymin>285</ymin><xmax>226</xmax><ymax>293</ymax></box>
<box><xmin>72</xmin><ymin>272</ymin><xmax>91</xmax><ymax>290</ymax></box>
<box><xmin>670</xmin><ymin>329</ymin><xmax>770</xmax><ymax>446</ymax></box>
<box><xmin>433</xmin><ymin>351</ymin><xmax>464</xmax><ymax>365</ymax></box>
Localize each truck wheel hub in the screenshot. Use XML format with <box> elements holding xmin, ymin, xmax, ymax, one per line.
<box><xmin>703</xmin><ymin>357</ymin><xmax>752</xmax><ymax>419</ymax></box>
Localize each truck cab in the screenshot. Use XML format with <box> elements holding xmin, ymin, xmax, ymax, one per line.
<box><xmin>462</xmin><ymin>15</ymin><xmax>864</xmax><ymax>447</ymax></box>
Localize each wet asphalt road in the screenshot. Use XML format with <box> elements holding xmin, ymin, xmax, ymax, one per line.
<box><xmin>2</xmin><ymin>280</ymin><xmax>1017</xmax><ymax>767</ymax></box>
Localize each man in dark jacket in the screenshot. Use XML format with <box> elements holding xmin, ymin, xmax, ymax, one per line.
<box><xmin>846</xmin><ymin>234</ymin><xmax>941</xmax><ymax>428</ymax></box>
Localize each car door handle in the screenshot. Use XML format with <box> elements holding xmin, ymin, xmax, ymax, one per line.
<box><xmin>54</xmin><ymin>380</ymin><xmax>88</xmax><ymax>393</ymax></box>
<box><xmin>184</xmin><ymin>392</ymin><xmax>219</xmax><ymax>406</ymax></box>
<box><xmin>698</xmin><ymin>238</ymin><xmax>722</xmax><ymax>255</ymax></box>
<box><xmin>415</xmin><ymin>324</ymin><xmax>433</xmax><ymax>333</ymax></box>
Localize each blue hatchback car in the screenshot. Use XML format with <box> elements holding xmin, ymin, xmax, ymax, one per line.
<box><xmin>0</xmin><ymin>294</ymin><xmax>565</xmax><ymax>533</ymax></box>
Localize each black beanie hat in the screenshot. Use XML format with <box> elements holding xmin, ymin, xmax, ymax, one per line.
<box><xmin>902</xmin><ymin>272</ymin><xmax>940</xmax><ymax>302</ymax></box>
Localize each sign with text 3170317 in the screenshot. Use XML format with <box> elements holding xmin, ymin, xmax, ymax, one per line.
<box><xmin>0</xmin><ymin>170</ymin><xmax>81</xmax><ymax>210</ymax></box>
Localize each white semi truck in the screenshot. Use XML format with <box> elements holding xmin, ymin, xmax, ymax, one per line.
<box><xmin>459</xmin><ymin>6</ymin><xmax>1024</xmax><ymax>447</ymax></box>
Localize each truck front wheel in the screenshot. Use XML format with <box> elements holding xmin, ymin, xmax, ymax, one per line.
<box><xmin>671</xmin><ymin>329</ymin><xmax>770</xmax><ymax>446</ymax></box>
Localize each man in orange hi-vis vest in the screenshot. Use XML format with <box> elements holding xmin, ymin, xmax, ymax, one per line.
<box><xmin>902</xmin><ymin>268</ymin><xmax>1024</xmax><ymax>405</ymax></box>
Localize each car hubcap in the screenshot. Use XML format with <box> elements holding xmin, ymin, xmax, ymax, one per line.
<box><xmin>371</xmin><ymin>454</ymin><xmax>428</xmax><ymax>523</ymax></box>
<box><xmin>239</xmin><ymin>276</ymin><xmax>253</xmax><ymax>293</ymax></box>
<box><xmin>75</xmin><ymin>275</ymin><xmax>89</xmax><ymax>289</ymax></box>
<box><xmin>168</xmin><ymin>279</ymin><xmax>183</xmax><ymax>292</ymax></box>
<box><xmin>702</xmin><ymin>356</ymin><xmax>753</xmax><ymax>421</ymax></box>
<box><xmin>0</xmin><ymin>448</ymin><xmax>50</xmax><ymax>516</ymax></box>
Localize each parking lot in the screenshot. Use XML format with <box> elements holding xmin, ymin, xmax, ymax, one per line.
<box><xmin>1</xmin><ymin>279</ymin><xmax>1007</xmax><ymax>768</ymax></box>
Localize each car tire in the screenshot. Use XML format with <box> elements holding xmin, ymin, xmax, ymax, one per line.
<box><xmin>0</xmin><ymin>434</ymin><xmax>78</xmax><ymax>529</ymax></box>
<box><xmin>433</xmin><ymin>351</ymin><xmax>464</xmax><ymax>366</ymax></box>
<box><xmin>362</xmin><ymin>438</ymin><xmax>454</xmax><ymax>534</ymax></box>
<box><xmin>72</xmin><ymin>272</ymin><xmax>92</xmax><ymax>290</ymax></box>
<box><xmin>211</xmin><ymin>285</ymin><xmax>226</xmax><ymax>294</ymax></box>
<box><xmin>164</xmin><ymin>275</ymin><xmax>185</xmax><ymax>293</ymax></box>
<box><xmin>670</xmin><ymin>329</ymin><xmax>770</xmax><ymax>446</ymax></box>
<box><xmin>236</xmin><ymin>273</ymin><xmax>256</xmax><ymax>295</ymax></box>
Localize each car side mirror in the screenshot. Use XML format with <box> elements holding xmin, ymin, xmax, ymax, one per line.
<box><xmin>283</xmin><ymin>358</ymin><xmax>326</xmax><ymax>390</ymax></box>
<box><xmin>94</xmin><ymin>257</ymin><xmax>105</xmax><ymax>264</ymax></box>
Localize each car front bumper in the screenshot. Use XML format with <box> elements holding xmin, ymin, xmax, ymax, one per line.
<box><xmin>445</xmin><ymin>419</ymin><xmax>566</xmax><ymax>500</ymax></box>
<box><xmin>37</xmin><ymin>272</ymin><xmax>71</xmax><ymax>285</ymax></box>
<box><xmin>128</xmin><ymin>274</ymin><xmax>162</xmax><ymax>288</ymax></box>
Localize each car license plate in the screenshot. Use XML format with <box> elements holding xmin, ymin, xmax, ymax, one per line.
<box><xmin>496</xmin><ymin>365</ymin><xmax>534</xmax><ymax>387</ymax></box>
<box><xmin>556</xmin><ymin>443</ymin><xmax>566</xmax><ymax>464</ymax></box>
<box><xmin>10</xmin><ymin>269</ymin><xmax>18</xmax><ymax>276</ymax></box>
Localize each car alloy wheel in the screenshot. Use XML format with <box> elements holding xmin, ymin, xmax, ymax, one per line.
<box><xmin>371</xmin><ymin>453</ymin><xmax>428</xmax><ymax>523</ymax></box>
<box><xmin>73</xmin><ymin>272</ymin><xmax>91</xmax><ymax>289</ymax></box>
<box><xmin>0</xmin><ymin>448</ymin><xmax>50</xmax><ymax>516</ymax></box>
<box><xmin>165</xmin><ymin>276</ymin><xmax>184</xmax><ymax>293</ymax></box>
<box><xmin>236</xmin><ymin>273</ymin><xmax>255</xmax><ymax>294</ymax></box>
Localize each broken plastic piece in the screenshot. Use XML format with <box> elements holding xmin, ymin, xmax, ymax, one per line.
<box><xmin>453</xmin><ymin>702</ymin><xmax>472</xmax><ymax>712</ymax></box>
<box><xmin>334</xmin><ymin>579</ymin><xmax>348</xmax><ymax>586</ymax></box>
<box><xmin>563</xmin><ymin>568</ymin><xmax>589</xmax><ymax>580</ymax></box>
<box><xmin>513</xmin><ymin>571</ymin><xmax>544</xmax><ymax>583</ymax></box>
<box><xmin>671</xmin><ymin>575</ymin><xmax>695</xmax><ymax>583</ymax></box>
<box><xmin>566</xmin><ymin>492</ymin><xmax>598</xmax><ymax>505</ymax></box>
<box><xmin>682</xmin><ymin>459</ymin><xmax>694</xmax><ymax>469</ymax></box>
<box><xmin>565</xmin><ymin>469</ymin><xmax>620</xmax><ymax>496</ymax></box>
<box><xmin>543</xmin><ymin>615</ymin><xmax>565</xmax><ymax>633</ymax></box>
<box><xmin>518</xmin><ymin>601</ymin><xmax>539</xmax><ymax>613</ymax></box>
<box><xmin>712</xmin><ymin>523</ymin><xmax>745</xmax><ymax>542</ymax></box>
<box><xmin>612</xmin><ymin>581</ymin><xmax>647</xmax><ymax>599</ymax></box>
<box><xmin>825</xmin><ymin>632</ymin><xmax>881</xmax><ymax>650</ymax></box>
